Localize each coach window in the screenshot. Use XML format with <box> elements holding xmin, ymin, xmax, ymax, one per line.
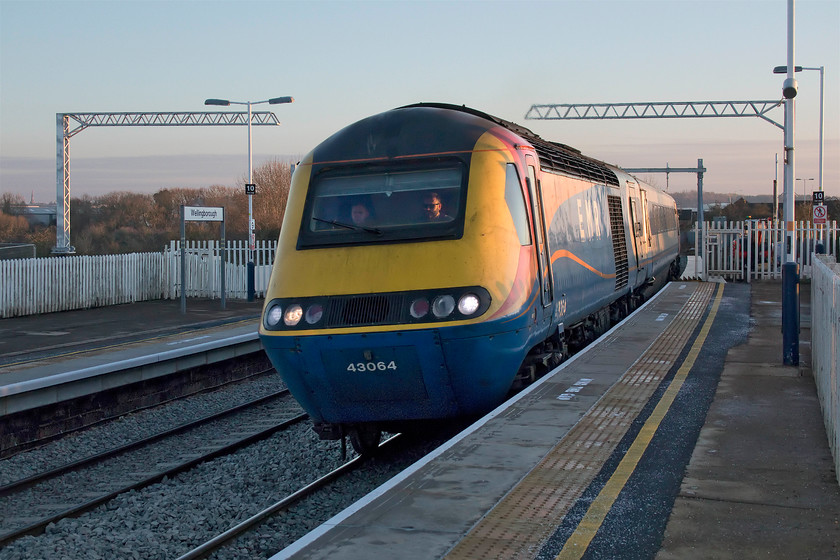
<box><xmin>505</xmin><ymin>164</ymin><xmax>531</xmax><ymax>245</ymax></box>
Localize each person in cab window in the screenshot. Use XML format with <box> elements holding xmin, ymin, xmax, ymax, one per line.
<box><xmin>423</xmin><ymin>192</ymin><xmax>451</xmax><ymax>222</ymax></box>
<box><xmin>351</xmin><ymin>201</ymin><xmax>374</xmax><ymax>226</ymax></box>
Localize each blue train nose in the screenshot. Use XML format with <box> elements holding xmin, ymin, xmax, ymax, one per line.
<box><xmin>262</xmin><ymin>330</ymin><xmax>463</xmax><ymax>424</ymax></box>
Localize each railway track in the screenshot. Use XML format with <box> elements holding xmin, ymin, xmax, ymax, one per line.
<box><xmin>175</xmin><ymin>433</ymin><xmax>404</xmax><ymax>560</ymax></box>
<box><xmin>0</xmin><ymin>389</ymin><xmax>306</xmax><ymax>547</ymax></box>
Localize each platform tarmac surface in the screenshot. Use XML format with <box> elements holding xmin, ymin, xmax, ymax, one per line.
<box><xmin>656</xmin><ymin>281</ymin><xmax>839</xmax><ymax>560</ymax></box>
<box><xmin>274</xmin><ymin>281</ymin><xmax>838</xmax><ymax>560</ymax></box>
<box><xmin>0</xmin><ymin>298</ymin><xmax>264</xmax><ymax>367</ymax></box>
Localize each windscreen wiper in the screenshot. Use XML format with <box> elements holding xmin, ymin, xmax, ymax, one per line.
<box><xmin>312</xmin><ymin>217</ymin><xmax>382</xmax><ymax>235</ymax></box>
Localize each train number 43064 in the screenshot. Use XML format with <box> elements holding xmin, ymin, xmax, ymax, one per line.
<box><xmin>347</xmin><ymin>361</ymin><xmax>398</xmax><ymax>373</ymax></box>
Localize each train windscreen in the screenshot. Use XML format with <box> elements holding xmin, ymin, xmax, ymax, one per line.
<box><xmin>297</xmin><ymin>161</ymin><xmax>466</xmax><ymax>248</ymax></box>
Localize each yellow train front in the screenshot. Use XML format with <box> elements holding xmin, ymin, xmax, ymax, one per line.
<box><xmin>259</xmin><ymin>103</ymin><xmax>678</xmax><ymax>453</ymax></box>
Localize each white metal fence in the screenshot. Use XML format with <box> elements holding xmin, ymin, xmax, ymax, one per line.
<box><xmin>811</xmin><ymin>254</ymin><xmax>840</xmax><ymax>484</ymax></box>
<box><xmin>0</xmin><ymin>240</ymin><xmax>276</xmax><ymax>318</ymax></box>
<box><xmin>0</xmin><ymin>253</ymin><xmax>170</xmax><ymax>318</ymax></box>
<box><xmin>695</xmin><ymin>220</ymin><xmax>838</xmax><ymax>282</ymax></box>
<box><xmin>3</xmin><ymin>223</ymin><xmax>838</xmax><ymax>318</ymax></box>
<box><xmin>163</xmin><ymin>240</ymin><xmax>275</xmax><ymax>300</ymax></box>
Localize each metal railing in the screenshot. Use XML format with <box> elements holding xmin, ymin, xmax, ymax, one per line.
<box><xmin>693</xmin><ymin>220</ymin><xmax>838</xmax><ymax>281</ymax></box>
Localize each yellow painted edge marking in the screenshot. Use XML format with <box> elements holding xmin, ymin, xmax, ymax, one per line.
<box><xmin>556</xmin><ymin>283</ymin><xmax>725</xmax><ymax>560</ymax></box>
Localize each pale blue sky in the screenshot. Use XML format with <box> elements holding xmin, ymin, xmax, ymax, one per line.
<box><xmin>1</xmin><ymin>0</ymin><xmax>838</xmax><ymax>202</ymax></box>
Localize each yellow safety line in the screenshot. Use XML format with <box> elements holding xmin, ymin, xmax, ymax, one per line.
<box><xmin>556</xmin><ymin>282</ymin><xmax>725</xmax><ymax>560</ymax></box>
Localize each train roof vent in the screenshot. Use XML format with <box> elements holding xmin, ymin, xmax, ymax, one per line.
<box><xmin>528</xmin><ymin>137</ymin><xmax>620</xmax><ymax>187</ymax></box>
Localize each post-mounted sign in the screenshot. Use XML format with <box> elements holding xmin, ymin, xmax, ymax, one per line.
<box><xmin>184</xmin><ymin>206</ymin><xmax>224</xmax><ymax>222</ymax></box>
<box><xmin>180</xmin><ymin>205</ymin><xmax>226</xmax><ymax>313</ymax></box>
<box><xmin>814</xmin><ymin>204</ymin><xmax>827</xmax><ymax>225</ymax></box>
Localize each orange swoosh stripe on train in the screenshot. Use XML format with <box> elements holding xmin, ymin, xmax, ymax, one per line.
<box><xmin>550</xmin><ymin>249</ymin><xmax>617</xmax><ymax>279</ymax></box>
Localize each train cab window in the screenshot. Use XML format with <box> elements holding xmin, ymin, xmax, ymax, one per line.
<box><xmin>505</xmin><ymin>164</ymin><xmax>531</xmax><ymax>245</ymax></box>
<box><xmin>297</xmin><ymin>162</ymin><xmax>466</xmax><ymax>248</ymax></box>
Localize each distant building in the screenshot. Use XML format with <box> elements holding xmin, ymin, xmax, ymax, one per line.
<box><xmin>10</xmin><ymin>204</ymin><xmax>57</xmax><ymax>227</ymax></box>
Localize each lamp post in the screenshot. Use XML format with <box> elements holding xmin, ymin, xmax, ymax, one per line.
<box><xmin>777</xmin><ymin>0</ymin><xmax>798</xmax><ymax>366</ymax></box>
<box><xmin>774</xmin><ymin>65</ymin><xmax>825</xmax><ymax>197</ymax></box>
<box><xmin>796</xmin><ymin>177</ymin><xmax>814</xmax><ymax>200</ymax></box>
<box><xmin>205</xmin><ymin>96</ymin><xmax>294</xmax><ymax>301</ymax></box>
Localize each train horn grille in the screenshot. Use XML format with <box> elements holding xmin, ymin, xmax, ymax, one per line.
<box><xmin>327</xmin><ymin>294</ymin><xmax>404</xmax><ymax>327</ymax></box>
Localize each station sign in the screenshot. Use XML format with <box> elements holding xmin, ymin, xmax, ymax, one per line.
<box><xmin>184</xmin><ymin>206</ymin><xmax>224</xmax><ymax>222</ymax></box>
<box><xmin>813</xmin><ymin>204</ymin><xmax>827</xmax><ymax>225</ymax></box>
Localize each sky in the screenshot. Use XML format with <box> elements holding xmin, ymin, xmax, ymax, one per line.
<box><xmin>1</xmin><ymin>0</ymin><xmax>838</xmax><ymax>204</ymax></box>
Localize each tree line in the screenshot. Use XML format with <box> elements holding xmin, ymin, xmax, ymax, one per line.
<box><xmin>1</xmin><ymin>164</ymin><xmax>836</xmax><ymax>258</ymax></box>
<box><xmin>0</xmin><ymin>159</ymin><xmax>294</xmax><ymax>257</ymax></box>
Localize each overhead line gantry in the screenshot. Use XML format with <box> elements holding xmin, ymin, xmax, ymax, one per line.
<box><xmin>55</xmin><ymin>111</ymin><xmax>282</xmax><ymax>254</ymax></box>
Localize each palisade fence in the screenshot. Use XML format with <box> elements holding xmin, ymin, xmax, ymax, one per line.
<box><xmin>163</xmin><ymin>240</ymin><xmax>276</xmax><ymax>300</ymax></box>
<box><xmin>695</xmin><ymin>220</ymin><xmax>839</xmax><ymax>281</ymax></box>
<box><xmin>0</xmin><ymin>240</ymin><xmax>276</xmax><ymax>318</ymax></box>
<box><xmin>811</xmin><ymin>255</ymin><xmax>840</xmax><ymax>484</ymax></box>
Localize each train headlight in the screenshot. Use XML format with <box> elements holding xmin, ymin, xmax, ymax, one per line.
<box><xmin>458</xmin><ymin>293</ymin><xmax>481</xmax><ymax>316</ymax></box>
<box><xmin>265</xmin><ymin>304</ymin><xmax>283</xmax><ymax>328</ymax></box>
<box><xmin>410</xmin><ymin>297</ymin><xmax>430</xmax><ymax>319</ymax></box>
<box><xmin>432</xmin><ymin>295</ymin><xmax>456</xmax><ymax>318</ymax></box>
<box><xmin>305</xmin><ymin>304</ymin><xmax>324</xmax><ymax>325</ymax></box>
<box><xmin>284</xmin><ymin>304</ymin><xmax>303</xmax><ymax>326</ymax></box>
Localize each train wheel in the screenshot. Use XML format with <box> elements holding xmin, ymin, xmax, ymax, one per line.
<box><xmin>349</xmin><ymin>425</ymin><xmax>382</xmax><ymax>456</ymax></box>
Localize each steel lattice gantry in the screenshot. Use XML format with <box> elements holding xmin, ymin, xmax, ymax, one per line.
<box><xmin>525</xmin><ymin>99</ymin><xmax>787</xmax><ymax>281</ymax></box>
<box><xmin>525</xmin><ymin>100</ymin><xmax>784</xmax><ymax>130</ymax></box>
<box><xmin>54</xmin><ymin>111</ymin><xmax>282</xmax><ymax>254</ymax></box>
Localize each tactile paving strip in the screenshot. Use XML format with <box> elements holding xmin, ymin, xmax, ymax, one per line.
<box><xmin>445</xmin><ymin>283</ymin><xmax>714</xmax><ymax>560</ymax></box>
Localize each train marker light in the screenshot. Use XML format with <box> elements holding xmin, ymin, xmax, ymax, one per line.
<box><xmin>265</xmin><ymin>305</ymin><xmax>283</xmax><ymax>328</ymax></box>
<box><xmin>432</xmin><ymin>295</ymin><xmax>456</xmax><ymax>318</ymax></box>
<box><xmin>458</xmin><ymin>294</ymin><xmax>481</xmax><ymax>316</ymax></box>
<box><xmin>284</xmin><ymin>304</ymin><xmax>303</xmax><ymax>326</ymax></box>
<box><xmin>305</xmin><ymin>304</ymin><xmax>324</xmax><ymax>324</ymax></box>
<box><xmin>410</xmin><ymin>298</ymin><xmax>430</xmax><ymax>319</ymax></box>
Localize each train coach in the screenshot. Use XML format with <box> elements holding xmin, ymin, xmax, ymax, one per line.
<box><xmin>259</xmin><ymin>103</ymin><xmax>680</xmax><ymax>454</ymax></box>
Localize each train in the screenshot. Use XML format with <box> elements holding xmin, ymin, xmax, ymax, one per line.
<box><xmin>259</xmin><ymin>103</ymin><xmax>680</xmax><ymax>454</ymax></box>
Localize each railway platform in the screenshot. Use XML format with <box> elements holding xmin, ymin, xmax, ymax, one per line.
<box><xmin>273</xmin><ymin>281</ymin><xmax>839</xmax><ymax>560</ymax></box>
<box><xmin>0</xmin><ymin>298</ymin><xmax>264</xmax><ymax>433</ymax></box>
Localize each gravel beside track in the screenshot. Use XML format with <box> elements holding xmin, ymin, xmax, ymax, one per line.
<box><xmin>0</xmin><ymin>373</ymin><xmax>286</xmax><ymax>486</ymax></box>
<box><xmin>0</xmin><ymin>372</ymin><xmax>454</xmax><ymax>560</ymax></box>
<box><xmin>210</xmin><ymin>433</ymin><xmax>450</xmax><ymax>560</ymax></box>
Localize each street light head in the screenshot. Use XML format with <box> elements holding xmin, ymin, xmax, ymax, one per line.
<box><xmin>268</xmin><ymin>96</ymin><xmax>294</xmax><ymax>105</ymax></box>
<box><xmin>205</xmin><ymin>98</ymin><xmax>231</xmax><ymax>106</ymax></box>
<box><xmin>782</xmin><ymin>77</ymin><xmax>798</xmax><ymax>99</ymax></box>
<box><xmin>774</xmin><ymin>65</ymin><xmax>803</xmax><ymax>74</ymax></box>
